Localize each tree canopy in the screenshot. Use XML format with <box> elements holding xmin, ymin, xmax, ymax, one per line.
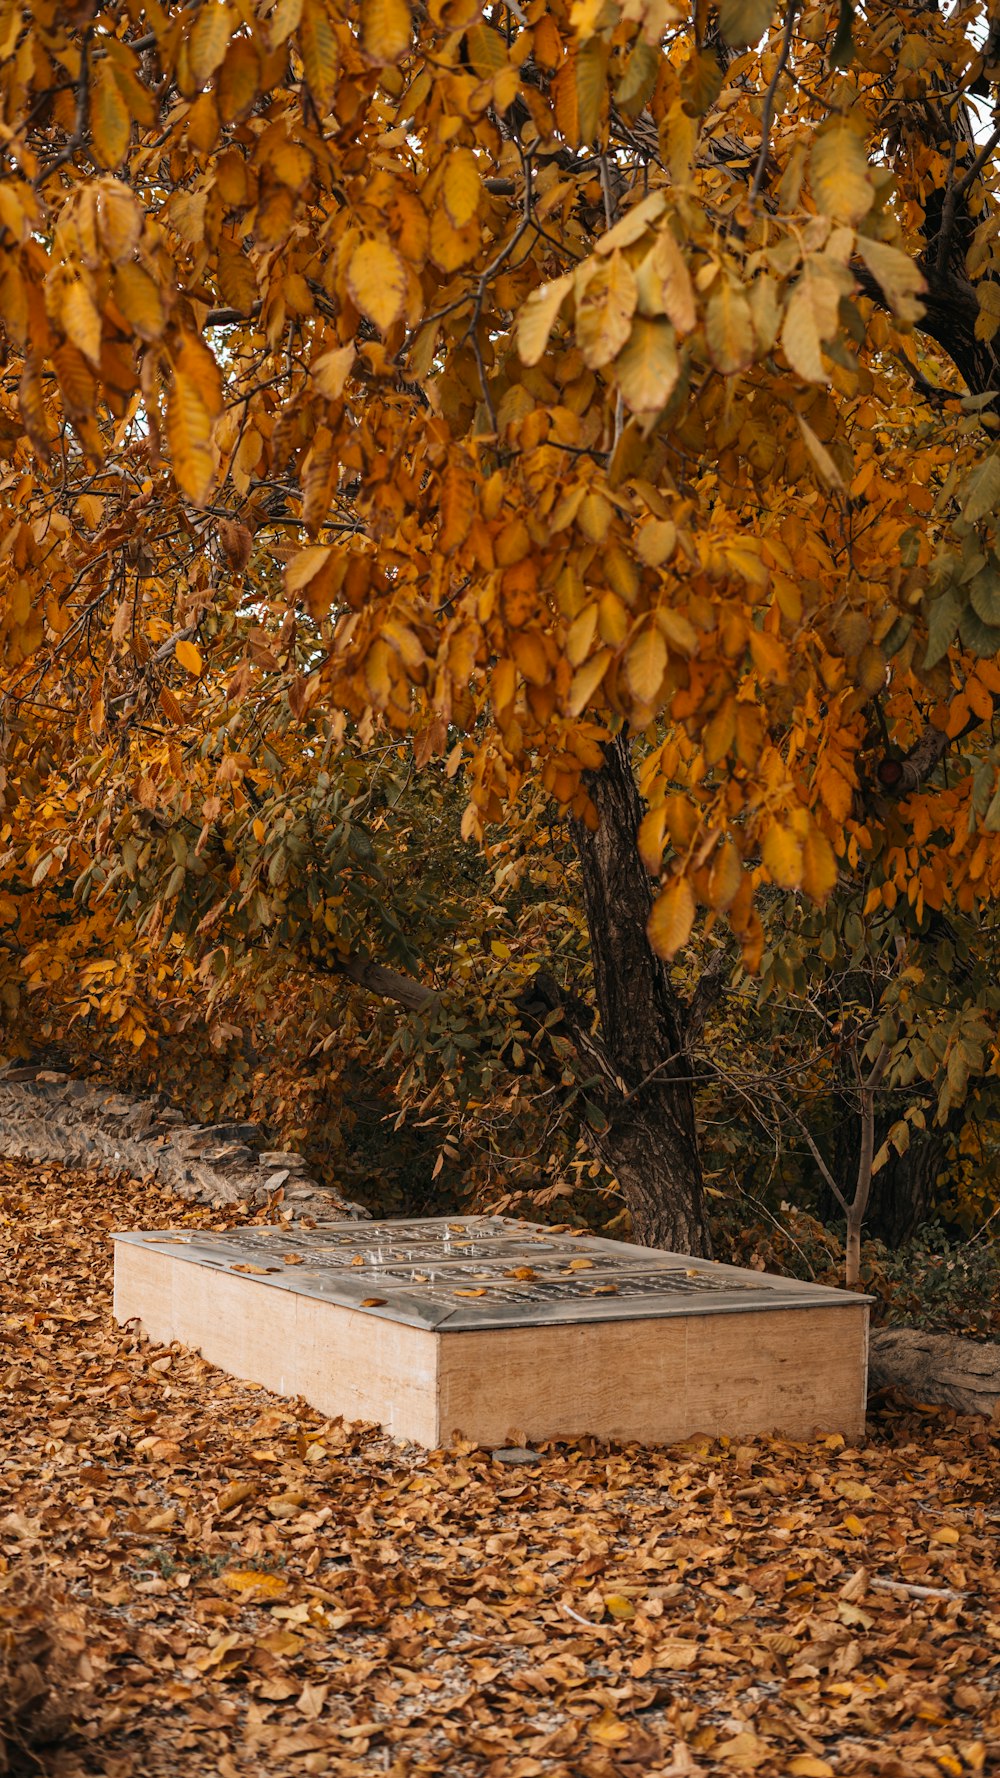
<box><xmin>3</xmin><ymin>0</ymin><xmax>1000</xmax><ymax>1253</ymax></box>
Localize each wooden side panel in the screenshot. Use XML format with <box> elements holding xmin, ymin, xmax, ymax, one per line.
<box><xmin>113</xmin><ymin>1244</ymin><xmax>441</xmax><ymax>1445</ymax></box>
<box><xmin>115</xmin><ymin>1245</ymin><xmax>867</xmax><ymax>1449</ymax></box>
<box><xmin>113</xmin><ymin>1240</ymin><xmax>174</xmax><ymax>1337</ymax></box>
<box><xmin>436</xmin><ymin>1306</ymin><xmax>869</xmax><ymax>1447</ymax></box>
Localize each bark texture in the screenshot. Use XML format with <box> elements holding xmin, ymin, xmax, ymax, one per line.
<box><xmin>568</xmin><ymin>734</ymin><xmax>712</xmax><ymax>1256</ymax></box>
<box><xmin>869</xmin><ymin>1327</ymin><xmax>1000</xmax><ymax>1419</ymax></box>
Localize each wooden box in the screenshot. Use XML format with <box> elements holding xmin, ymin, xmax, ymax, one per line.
<box><xmin>112</xmin><ymin>1216</ymin><xmax>870</xmax><ymax>1447</ymax></box>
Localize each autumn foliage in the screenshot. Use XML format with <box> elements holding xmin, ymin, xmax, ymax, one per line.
<box><xmin>2</xmin><ymin>0</ymin><xmax>1000</xmax><ymax>1245</ymax></box>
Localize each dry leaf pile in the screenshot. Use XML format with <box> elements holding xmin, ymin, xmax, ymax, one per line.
<box><xmin>1</xmin><ymin>1161</ymin><xmax>998</xmax><ymax>1778</ymax></box>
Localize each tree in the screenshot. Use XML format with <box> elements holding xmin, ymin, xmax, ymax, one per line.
<box><xmin>3</xmin><ymin>0</ymin><xmax>1000</xmax><ymax>1255</ymax></box>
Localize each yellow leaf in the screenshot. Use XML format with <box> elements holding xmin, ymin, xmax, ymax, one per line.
<box><xmin>90</xmin><ymin>62</ymin><xmax>131</xmax><ymax>170</ymax></box>
<box><xmin>61</xmin><ymin>279</ymin><xmax>102</xmax><ymax>367</ymax></box>
<box><xmin>442</xmin><ymin>148</ymin><xmax>480</xmax><ymax>228</ymax></box>
<box><xmin>656</xmin><ymin>607</ymin><xmax>698</xmax><ymax>656</ymax></box>
<box><xmin>637</xmin><ymin>227</ymin><xmax>697</xmax><ymax>333</ymax></box>
<box><xmin>614</xmin><ymin>317</ymin><xmax>679</xmax><ymax>423</ymax></box>
<box><xmin>787</xmin><ymin>1759</ymin><xmax>836</xmax><ymax>1778</ymax></box>
<box><xmin>439</xmin><ymin>462</ymin><xmax>475</xmax><ymax>554</ymax></box>
<box><xmin>311</xmin><ymin>343</ymin><xmax>355</xmax><ymax>399</ymax></box>
<box><xmin>347</xmin><ymin>239</ymin><xmax>407</xmax><ymax>334</ymax></box>
<box><xmin>782</xmin><ymin>268</ymin><xmax>840</xmax><ymax>383</ymax></box>
<box><xmin>566</xmin><ymin>647</ymin><xmax>611</xmax><ymax>716</ymax></box>
<box><xmin>217</xmin><ymin>1480</ymin><xmax>256</xmax><ymax>1511</ymax></box>
<box><xmin>299</xmin><ymin>0</ymin><xmax>341</xmax><ymax>111</ymax></box>
<box><xmin>222</xmin><ymin>1568</ymin><xmax>286</xmax><ymax>1599</ymax></box>
<box><xmin>708</xmin><ymin>838</ymin><xmax>742</xmax><ymax>909</ymax></box>
<box><xmin>175</xmin><ymin>637</ymin><xmax>203</xmax><ymax>676</ymax></box>
<box><xmin>190</xmin><ymin>0</ymin><xmax>234</xmax><ymax>83</ymax></box>
<box><xmin>361</xmin><ymin>0</ymin><xmax>411</xmax><ymax>65</ymax></box>
<box><xmin>810</xmin><ymin>117</ymin><xmax>874</xmax><ymax>224</ymax></box>
<box><xmin>705</xmin><ymin>276</ymin><xmax>756</xmax><ymax>375</ymax></box>
<box><xmin>173</xmin><ymin>331</ymin><xmax>223</xmax><ymax>416</ymax></box>
<box><xmin>218</xmin><ymin>36</ymin><xmax>261</xmax><ymax>121</ymax></box>
<box><xmin>567</xmin><ymin>603</ymin><xmax>599</xmax><ymax>666</ymax></box>
<box><xmin>842</xmin><ymin>1513</ymin><xmax>867</xmax><ymax>1536</ymax></box>
<box><xmin>703</xmin><ymin>696</ymin><xmax>736</xmax><ymax>765</ymax></box>
<box><xmin>762</xmin><ymin>823</ymin><xmax>802</xmax><ymax>890</ymax></box>
<box><xmin>167</xmin><ymin>370</ymin><xmax>216</xmax><ymax>505</ymax></box>
<box><xmin>625</xmin><ymin>625</ymin><xmax>667</xmax><ymax>705</ymax></box>
<box><xmin>931</xmin><ymin>1524</ymin><xmax>960</xmax><ymax>1544</ymax></box>
<box><xmin>576</xmin><ymin>251</ymin><xmax>637</xmax><ymax>370</ymax></box>
<box><xmin>113</xmin><ymin>264</ymin><xmax>165</xmax><ymax>340</ymax></box>
<box><xmin>365</xmin><ymin>638</ymin><xmax>393</xmax><ymax>706</ymax></box>
<box><xmin>574</xmin><ymin>37</ymin><xmax>609</xmax><ymax>144</ymax></box>
<box><xmin>656</xmin><ymin>1638</ymin><xmax>698</xmax><ymax>1669</ymax></box>
<box><xmin>748</xmin><ymin>629</ymin><xmax>787</xmax><ymax>680</ymax></box>
<box><xmin>429</xmin><ymin>208</ymin><xmax>480</xmax><ymax>273</ymax></box>
<box><xmin>855</xmin><ymin>236</ymin><xmax>925</xmax><ymax>326</ymax></box>
<box><xmin>648</xmin><ymin>876</ymin><xmax>696</xmax><ymax>959</ymax></box>
<box><xmin>511</xmin><ymin>630</ymin><xmax>549</xmax><ymax>687</ymax></box>
<box><xmin>52</xmin><ymin>343</ymin><xmax>95</xmax><ymax>416</ymax></box>
<box><xmin>637</xmin><ymin>519</ymin><xmax>677</xmax><ymax>566</ymax></box>
<box><xmin>285</xmin><ymin>545</ymin><xmax>333</xmax><ymax>592</ymax></box>
<box><xmin>801</xmin><ymin>827</ymin><xmax>837</xmax><ymax>901</ymax></box>
<box><xmin>717</xmin><ymin>1731</ymin><xmax>772</xmax><ymax>1768</ymax></box>
<box><xmin>797</xmin><ymin>413</ymin><xmax>845</xmax><ymax>491</ymax></box>
<box><xmin>603</xmin><ymin>1593</ymin><xmax>636</xmax><ymax>1620</ymax></box>
<box><xmin>637</xmin><ymin>804</ymin><xmax>667</xmax><ymax>875</ymax></box>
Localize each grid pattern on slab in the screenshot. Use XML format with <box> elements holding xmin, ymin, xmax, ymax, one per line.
<box><xmin>112</xmin><ymin>1216</ymin><xmax>867</xmax><ymax>1332</ymax></box>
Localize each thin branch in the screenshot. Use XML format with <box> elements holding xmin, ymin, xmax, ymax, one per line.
<box><xmin>749</xmin><ymin>2</ymin><xmax>799</xmax><ymax>206</ymax></box>
<box><xmin>771</xmin><ymin>1090</ymin><xmax>850</xmax><ymax>1215</ymax></box>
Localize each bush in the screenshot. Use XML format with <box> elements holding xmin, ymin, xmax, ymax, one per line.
<box><xmin>714</xmin><ymin>1196</ymin><xmax>999</xmax><ymax>1338</ymax></box>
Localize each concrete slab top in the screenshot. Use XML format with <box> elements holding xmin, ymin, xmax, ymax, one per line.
<box><xmin>112</xmin><ymin>1215</ymin><xmax>871</xmax><ymax>1332</ymax></box>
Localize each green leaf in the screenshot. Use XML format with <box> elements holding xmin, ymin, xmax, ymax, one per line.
<box><xmin>983</xmin><ymin>780</ymin><xmax>1000</xmax><ymax>832</ymax></box>
<box><xmin>718</xmin><ymin>0</ymin><xmax>774</xmax><ymax>47</ymax></box>
<box><xmin>829</xmin><ymin>0</ymin><xmax>856</xmax><ymax>67</ymax></box>
<box><xmin>959</xmin><ymin>605</ymin><xmax>1000</xmax><ymax>659</ymax></box>
<box><xmin>922</xmin><ymin>585</ymin><xmax>961</xmax><ymax>668</ymax></box>
<box><xmin>962</xmin><ymin>452</ymin><xmax>1000</xmax><ymax>524</ymax></box>
<box><xmin>969</xmin><ymin>561</ymin><xmax>1000</xmax><ymax>627</ymax></box>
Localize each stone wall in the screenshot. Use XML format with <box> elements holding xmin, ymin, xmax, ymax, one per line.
<box><xmin>0</xmin><ymin>1064</ymin><xmax>368</xmax><ymax>1220</ymax></box>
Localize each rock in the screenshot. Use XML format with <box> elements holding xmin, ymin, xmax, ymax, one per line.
<box><xmin>869</xmin><ymin>1327</ymin><xmax>1000</xmax><ymax>1419</ymax></box>
<box><xmin>0</xmin><ymin>1065</ymin><xmax>363</xmax><ymax>1221</ymax></box>
<box><xmin>491</xmin><ymin>1447</ymin><xmax>542</xmax><ymax>1467</ymax></box>
<box><xmin>195</xmin><ymin>1144</ymin><xmax>256</xmax><ymax>1169</ymax></box>
<box><xmin>202</xmin><ymin>1122</ymin><xmax>266</xmax><ymax>1143</ymax></box>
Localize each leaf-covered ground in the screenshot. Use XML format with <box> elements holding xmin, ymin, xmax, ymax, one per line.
<box><xmin>1</xmin><ymin>1162</ymin><xmax>998</xmax><ymax>1778</ymax></box>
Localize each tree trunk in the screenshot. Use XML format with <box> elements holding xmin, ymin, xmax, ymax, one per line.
<box><xmin>870</xmin><ymin>1127</ymin><xmax>949</xmax><ymax>1245</ymax></box>
<box><xmin>829</xmin><ymin>1114</ymin><xmax>953</xmax><ymax>1245</ymax></box>
<box><xmin>568</xmin><ymin>734</ymin><xmax>711</xmax><ymax>1256</ymax></box>
<box><xmin>869</xmin><ymin>1327</ymin><xmax>1000</xmax><ymax>1419</ymax></box>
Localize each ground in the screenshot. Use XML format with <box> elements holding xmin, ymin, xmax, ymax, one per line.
<box><xmin>1</xmin><ymin>1162</ymin><xmax>998</xmax><ymax>1778</ymax></box>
